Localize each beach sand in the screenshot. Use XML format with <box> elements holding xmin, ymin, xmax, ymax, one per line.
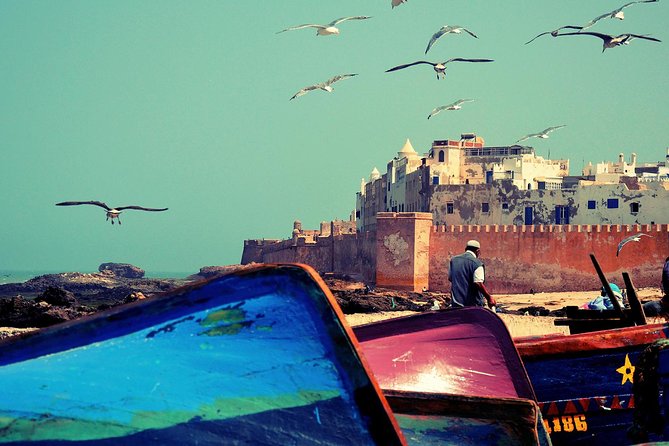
<box><xmin>344</xmin><ymin>287</ymin><xmax>666</xmax><ymax>338</ymax></box>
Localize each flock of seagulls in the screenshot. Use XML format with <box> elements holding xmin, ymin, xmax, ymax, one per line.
<box><xmin>56</xmin><ymin>201</ymin><xmax>168</xmax><ymax>225</ymax></box>
<box><xmin>526</xmin><ymin>0</ymin><xmax>660</xmax><ymax>49</ymax></box>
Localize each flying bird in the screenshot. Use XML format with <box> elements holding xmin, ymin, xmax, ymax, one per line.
<box><xmin>427</xmin><ymin>99</ymin><xmax>474</xmax><ymax>119</ymax></box>
<box><xmin>425</xmin><ymin>25</ymin><xmax>478</xmax><ymax>54</ymax></box>
<box><xmin>582</xmin><ymin>0</ymin><xmax>659</xmax><ymax>30</ymax></box>
<box><xmin>525</xmin><ymin>25</ymin><xmax>584</xmax><ymax>45</ymax></box>
<box><xmin>277</xmin><ymin>16</ymin><xmax>372</xmax><ymax>36</ymax></box>
<box><xmin>616</xmin><ymin>233</ymin><xmax>654</xmax><ymax>256</ymax></box>
<box><xmin>290</xmin><ymin>74</ymin><xmax>357</xmax><ymax>100</ymax></box>
<box><xmin>55</xmin><ymin>201</ymin><xmax>168</xmax><ymax>225</ymax></box>
<box><xmin>391</xmin><ymin>0</ymin><xmax>407</xmax><ymax>8</ymax></box>
<box><xmin>557</xmin><ymin>31</ymin><xmax>661</xmax><ymax>51</ymax></box>
<box><xmin>386</xmin><ymin>58</ymin><xmax>494</xmax><ymax>80</ymax></box>
<box><xmin>515</xmin><ymin>125</ymin><xmax>566</xmax><ymax>143</ymax></box>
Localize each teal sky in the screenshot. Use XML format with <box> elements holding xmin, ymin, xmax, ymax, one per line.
<box><xmin>1</xmin><ymin>1</ymin><xmax>667</xmax><ymax>274</ymax></box>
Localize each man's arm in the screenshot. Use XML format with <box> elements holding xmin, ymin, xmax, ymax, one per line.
<box><xmin>474</xmin><ymin>282</ymin><xmax>496</xmax><ymax>307</ymax></box>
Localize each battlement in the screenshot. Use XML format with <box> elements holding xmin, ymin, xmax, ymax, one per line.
<box><xmin>432</xmin><ymin>224</ymin><xmax>669</xmax><ymax>234</ymax></box>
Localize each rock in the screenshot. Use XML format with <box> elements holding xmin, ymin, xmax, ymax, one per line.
<box><xmin>98</xmin><ymin>263</ymin><xmax>145</xmax><ymax>279</ymax></box>
<box><xmin>0</xmin><ymin>295</ymin><xmax>92</xmax><ymax>328</ymax></box>
<box><xmin>123</xmin><ymin>292</ymin><xmax>147</xmax><ymax>304</ymax></box>
<box><xmin>187</xmin><ymin>264</ymin><xmax>257</xmax><ymax>281</ymax></box>
<box><xmin>35</xmin><ymin>287</ymin><xmax>78</xmax><ymax>307</ymax></box>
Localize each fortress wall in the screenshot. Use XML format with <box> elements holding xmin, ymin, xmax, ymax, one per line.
<box><xmin>429</xmin><ymin>223</ymin><xmax>669</xmax><ymax>293</ymax></box>
<box><xmin>242</xmin><ymin>219</ymin><xmax>668</xmax><ymax>293</ymax></box>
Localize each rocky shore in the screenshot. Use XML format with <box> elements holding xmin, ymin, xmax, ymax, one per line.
<box><xmin>0</xmin><ymin>265</ymin><xmax>664</xmax><ymax>340</ymax></box>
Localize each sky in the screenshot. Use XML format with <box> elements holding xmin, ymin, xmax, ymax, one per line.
<box><xmin>0</xmin><ymin>0</ymin><xmax>667</xmax><ymax>274</ymax></box>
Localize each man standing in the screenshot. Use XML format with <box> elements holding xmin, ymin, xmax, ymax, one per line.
<box><xmin>448</xmin><ymin>240</ymin><xmax>496</xmax><ymax>308</ymax></box>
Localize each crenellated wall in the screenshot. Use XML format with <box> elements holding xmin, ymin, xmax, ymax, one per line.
<box><xmin>428</xmin><ymin>223</ymin><xmax>669</xmax><ymax>294</ymax></box>
<box><xmin>242</xmin><ymin>217</ymin><xmax>669</xmax><ymax>293</ymax></box>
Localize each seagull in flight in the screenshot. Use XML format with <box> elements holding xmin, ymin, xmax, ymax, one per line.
<box><xmin>515</xmin><ymin>125</ymin><xmax>566</xmax><ymax>143</ymax></box>
<box><xmin>56</xmin><ymin>201</ymin><xmax>168</xmax><ymax>225</ymax></box>
<box><xmin>582</xmin><ymin>0</ymin><xmax>659</xmax><ymax>30</ymax></box>
<box><xmin>290</xmin><ymin>74</ymin><xmax>357</xmax><ymax>100</ymax></box>
<box><xmin>386</xmin><ymin>58</ymin><xmax>494</xmax><ymax>80</ymax></box>
<box><xmin>557</xmin><ymin>31</ymin><xmax>661</xmax><ymax>51</ymax></box>
<box><xmin>277</xmin><ymin>16</ymin><xmax>371</xmax><ymax>36</ymax></box>
<box><xmin>425</xmin><ymin>25</ymin><xmax>478</xmax><ymax>54</ymax></box>
<box><xmin>392</xmin><ymin>0</ymin><xmax>407</xmax><ymax>8</ymax></box>
<box><xmin>617</xmin><ymin>233</ymin><xmax>653</xmax><ymax>256</ymax></box>
<box><xmin>525</xmin><ymin>25</ymin><xmax>584</xmax><ymax>45</ymax></box>
<box><xmin>427</xmin><ymin>99</ymin><xmax>474</xmax><ymax>119</ymax></box>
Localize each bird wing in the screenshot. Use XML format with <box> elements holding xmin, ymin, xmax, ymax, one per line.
<box><xmin>626</xmin><ymin>34</ymin><xmax>661</xmax><ymax>42</ymax></box>
<box><xmin>427</xmin><ymin>106</ymin><xmax>447</xmax><ymax>119</ymax></box>
<box><xmin>453</xmin><ymin>98</ymin><xmax>474</xmax><ymax>106</ymax></box>
<box><xmin>525</xmin><ymin>30</ymin><xmax>553</xmax><ymax>45</ymax></box>
<box><xmin>391</xmin><ymin>0</ymin><xmax>406</xmax><ymax>7</ymax></box>
<box><xmin>55</xmin><ymin>201</ymin><xmax>111</xmax><ymax>211</ymax></box>
<box><xmin>386</xmin><ymin>61</ymin><xmax>435</xmax><ymax>72</ymax></box>
<box><xmin>515</xmin><ymin>135</ymin><xmax>532</xmax><ymax>143</ymax></box>
<box><xmin>543</xmin><ymin>125</ymin><xmax>566</xmax><ymax>134</ymax></box>
<box><xmin>290</xmin><ymin>84</ymin><xmax>319</xmax><ymax>100</ymax></box>
<box><xmin>277</xmin><ymin>24</ymin><xmax>325</xmax><ymax>34</ymax></box>
<box><xmin>617</xmin><ymin>0</ymin><xmax>658</xmax><ymax>12</ymax></box>
<box><xmin>329</xmin><ymin>16</ymin><xmax>371</xmax><ymax>26</ymax></box>
<box><xmin>115</xmin><ymin>206</ymin><xmax>168</xmax><ymax>212</ymax></box>
<box><xmin>557</xmin><ymin>31</ymin><xmax>612</xmax><ymax>42</ymax></box>
<box><xmin>425</xmin><ymin>27</ymin><xmax>450</xmax><ymax>54</ymax></box>
<box><xmin>524</xmin><ymin>26</ymin><xmax>583</xmax><ymax>45</ymax></box>
<box><xmin>582</xmin><ymin>12</ymin><xmax>611</xmax><ymax>30</ymax></box>
<box><xmin>460</xmin><ymin>27</ymin><xmax>478</xmax><ymax>38</ymax></box>
<box><xmin>324</xmin><ymin>73</ymin><xmax>358</xmax><ymax>85</ymax></box>
<box><xmin>443</xmin><ymin>58</ymin><xmax>494</xmax><ymax>64</ymax></box>
<box><xmin>638</xmin><ymin>233</ymin><xmax>654</xmax><ymax>238</ymax></box>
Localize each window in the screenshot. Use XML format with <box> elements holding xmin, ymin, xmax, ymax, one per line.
<box><xmin>447</xmin><ymin>202</ymin><xmax>454</xmax><ymax>214</ymax></box>
<box><xmin>587</xmin><ymin>200</ymin><xmax>596</xmax><ymax>210</ymax></box>
<box><xmin>438</xmin><ymin>150</ymin><xmax>445</xmax><ymax>162</ymax></box>
<box><xmin>482</xmin><ymin>202</ymin><xmax>490</xmax><ymax>213</ymax></box>
<box><xmin>538</xmin><ymin>181</ymin><xmax>546</xmax><ymax>190</ymax></box>
<box><xmin>502</xmin><ymin>202</ymin><xmax>509</xmax><ymax>211</ymax></box>
<box><xmin>630</xmin><ymin>202</ymin><xmax>640</xmax><ymax>213</ymax></box>
<box><xmin>432</xmin><ymin>176</ymin><xmax>439</xmax><ymax>185</ymax></box>
<box><xmin>607</xmin><ymin>198</ymin><xmax>619</xmax><ymax>209</ymax></box>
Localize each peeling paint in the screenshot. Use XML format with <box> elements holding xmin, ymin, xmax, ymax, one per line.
<box><xmin>383</xmin><ymin>232</ymin><xmax>410</xmax><ymax>266</ymax></box>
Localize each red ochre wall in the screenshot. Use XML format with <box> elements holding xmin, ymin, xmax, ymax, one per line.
<box><xmin>243</xmin><ymin>216</ymin><xmax>669</xmax><ymax>293</ymax></box>
<box><xmin>428</xmin><ymin>223</ymin><xmax>669</xmax><ymax>294</ymax></box>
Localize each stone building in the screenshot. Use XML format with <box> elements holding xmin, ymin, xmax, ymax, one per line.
<box><xmin>356</xmin><ymin>134</ymin><xmax>669</xmax><ymax>230</ymax></box>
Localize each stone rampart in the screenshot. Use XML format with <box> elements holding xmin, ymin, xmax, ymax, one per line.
<box><xmin>429</xmin><ymin>223</ymin><xmax>669</xmax><ymax>293</ymax></box>
<box><xmin>242</xmin><ymin>218</ymin><xmax>668</xmax><ymax>293</ymax></box>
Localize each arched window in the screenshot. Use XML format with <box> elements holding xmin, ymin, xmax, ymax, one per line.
<box><xmin>438</xmin><ymin>151</ymin><xmax>445</xmax><ymax>162</ymax></box>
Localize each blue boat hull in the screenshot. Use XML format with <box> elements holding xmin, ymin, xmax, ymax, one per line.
<box><xmin>0</xmin><ymin>265</ymin><xmax>404</xmax><ymax>445</ymax></box>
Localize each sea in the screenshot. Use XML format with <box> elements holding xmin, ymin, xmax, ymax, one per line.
<box><xmin>0</xmin><ymin>270</ymin><xmax>193</xmax><ymax>285</ymax></box>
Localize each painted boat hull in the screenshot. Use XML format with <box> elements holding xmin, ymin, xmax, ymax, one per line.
<box><xmin>516</xmin><ymin>322</ymin><xmax>669</xmax><ymax>445</ymax></box>
<box><xmin>0</xmin><ymin>264</ymin><xmax>405</xmax><ymax>445</ymax></box>
<box><xmin>354</xmin><ymin>308</ymin><xmax>551</xmax><ymax>445</ymax></box>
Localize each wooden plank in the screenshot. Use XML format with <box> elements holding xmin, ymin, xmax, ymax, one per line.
<box><xmin>623</xmin><ymin>271</ymin><xmax>647</xmax><ymax>326</ymax></box>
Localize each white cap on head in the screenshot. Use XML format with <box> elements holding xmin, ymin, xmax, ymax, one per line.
<box><xmin>466</xmin><ymin>240</ymin><xmax>481</xmax><ymax>249</ymax></box>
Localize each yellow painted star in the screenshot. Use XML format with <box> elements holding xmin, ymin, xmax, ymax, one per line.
<box><xmin>616</xmin><ymin>354</ymin><xmax>635</xmax><ymax>385</ymax></box>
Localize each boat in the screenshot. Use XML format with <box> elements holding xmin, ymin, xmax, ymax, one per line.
<box><xmin>0</xmin><ymin>264</ymin><xmax>405</xmax><ymax>445</ymax></box>
<box><xmin>516</xmin><ymin>321</ymin><xmax>669</xmax><ymax>445</ymax></box>
<box><xmin>353</xmin><ymin>308</ymin><xmax>552</xmax><ymax>445</ymax></box>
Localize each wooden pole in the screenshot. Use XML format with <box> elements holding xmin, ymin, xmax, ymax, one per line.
<box><xmin>623</xmin><ymin>271</ymin><xmax>647</xmax><ymax>326</ymax></box>
<box><xmin>589</xmin><ymin>253</ymin><xmax>625</xmax><ymax>318</ymax></box>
